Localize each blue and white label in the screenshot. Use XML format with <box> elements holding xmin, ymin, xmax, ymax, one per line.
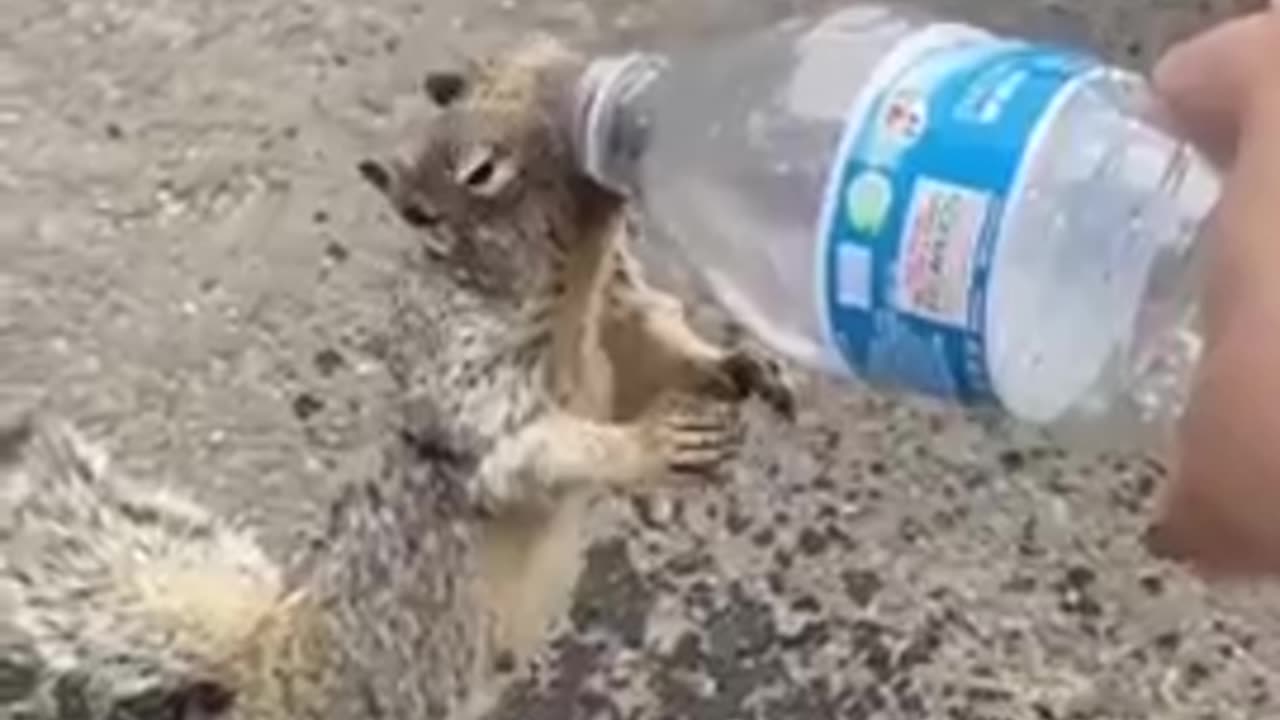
<box><xmin>818</xmin><ymin>24</ymin><xmax>1098</xmax><ymax>404</ymax></box>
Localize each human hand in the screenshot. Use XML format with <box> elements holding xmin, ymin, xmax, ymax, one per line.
<box><xmin>1146</xmin><ymin>10</ymin><xmax>1280</xmax><ymax>578</ymax></box>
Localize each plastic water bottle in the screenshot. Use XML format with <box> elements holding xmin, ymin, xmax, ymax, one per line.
<box><xmin>570</xmin><ymin>4</ymin><xmax>1221</xmax><ymax>454</ymax></box>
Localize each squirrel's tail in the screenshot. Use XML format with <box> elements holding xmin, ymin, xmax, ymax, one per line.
<box><xmin>0</xmin><ymin>410</ymin><xmax>287</xmax><ymax>719</ymax></box>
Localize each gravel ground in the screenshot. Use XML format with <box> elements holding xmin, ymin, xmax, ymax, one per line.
<box><xmin>2</xmin><ymin>0</ymin><xmax>1277</xmax><ymax>717</ymax></box>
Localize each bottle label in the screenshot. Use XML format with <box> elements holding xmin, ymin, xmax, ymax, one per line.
<box><xmin>817</xmin><ymin>23</ymin><xmax>1098</xmax><ymax>404</ymax></box>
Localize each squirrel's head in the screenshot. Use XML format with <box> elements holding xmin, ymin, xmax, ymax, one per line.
<box><xmin>358</xmin><ymin>34</ymin><xmax>620</xmax><ymax>297</ymax></box>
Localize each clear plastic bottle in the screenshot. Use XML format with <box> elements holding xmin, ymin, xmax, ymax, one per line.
<box><xmin>570</xmin><ymin>4</ymin><xmax>1221</xmax><ymax>454</ymax></box>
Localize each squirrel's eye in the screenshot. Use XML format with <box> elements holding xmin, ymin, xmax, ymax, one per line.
<box><xmin>453</xmin><ymin>145</ymin><xmax>516</xmax><ymax>198</ymax></box>
<box><xmin>462</xmin><ymin>160</ymin><xmax>495</xmax><ymax>189</ymax></box>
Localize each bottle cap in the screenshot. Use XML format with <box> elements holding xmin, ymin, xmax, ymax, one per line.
<box><xmin>571</xmin><ymin>53</ymin><xmax>666</xmax><ymax>194</ymax></box>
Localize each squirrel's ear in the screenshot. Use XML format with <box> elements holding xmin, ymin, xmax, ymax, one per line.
<box><xmin>357</xmin><ymin>158</ymin><xmax>395</xmax><ymax>194</ymax></box>
<box><xmin>423</xmin><ymin>71</ymin><xmax>468</xmax><ymax>107</ymax></box>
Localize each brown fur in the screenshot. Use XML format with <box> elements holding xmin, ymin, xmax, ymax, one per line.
<box><xmin>359</xmin><ymin>32</ymin><xmax>794</xmax><ymax>677</ymax></box>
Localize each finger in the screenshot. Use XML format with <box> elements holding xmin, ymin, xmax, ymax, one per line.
<box><xmin>1152</xmin><ymin>11</ymin><xmax>1279</xmax><ymax>167</ymax></box>
<box><xmin>1195</xmin><ymin>86</ymin><xmax>1280</xmax><ymax>339</ymax></box>
<box><xmin>1155</xmin><ymin>302</ymin><xmax>1280</xmax><ymax>579</ymax></box>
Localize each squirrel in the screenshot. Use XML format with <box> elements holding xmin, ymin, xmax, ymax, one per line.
<box><xmin>0</xmin><ymin>33</ymin><xmax>794</xmax><ymax>720</ymax></box>
<box><xmin>356</xmin><ymin>31</ymin><xmax>794</xmax><ymax>681</ymax></box>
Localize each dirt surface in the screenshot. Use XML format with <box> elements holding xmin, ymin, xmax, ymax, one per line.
<box><xmin>2</xmin><ymin>0</ymin><xmax>1278</xmax><ymax>717</ymax></box>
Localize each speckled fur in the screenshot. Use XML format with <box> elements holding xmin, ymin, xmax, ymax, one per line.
<box><xmin>0</xmin><ymin>404</ymin><xmax>493</xmax><ymax>720</ymax></box>
<box><xmin>0</xmin><ymin>412</ymin><xmax>280</xmax><ymax>719</ymax></box>
<box><xmin>0</xmin><ymin>33</ymin><xmax>792</xmax><ymax>720</ymax></box>
<box><xmin>359</xmin><ymin>33</ymin><xmax>796</xmax><ymax>675</ymax></box>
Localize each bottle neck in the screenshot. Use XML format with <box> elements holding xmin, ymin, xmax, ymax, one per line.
<box><xmin>570</xmin><ymin>52</ymin><xmax>668</xmax><ymax>196</ymax></box>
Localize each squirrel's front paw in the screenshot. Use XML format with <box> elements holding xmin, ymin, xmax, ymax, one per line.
<box><xmin>711</xmin><ymin>347</ymin><xmax>796</xmax><ymax>421</ymax></box>
<box><xmin>641</xmin><ymin>392</ymin><xmax>744</xmax><ymax>485</ymax></box>
<box><xmin>465</xmin><ymin>473</ymin><xmax>509</xmax><ymax>519</ymax></box>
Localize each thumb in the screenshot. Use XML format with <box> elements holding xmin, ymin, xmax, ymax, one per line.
<box><xmin>1152</xmin><ymin>11</ymin><xmax>1280</xmax><ymax>168</ymax></box>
